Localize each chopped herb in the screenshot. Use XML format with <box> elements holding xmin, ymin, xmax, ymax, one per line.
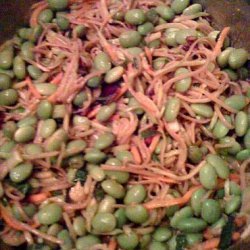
<box><xmin>2</xmin><ymin>197</ymin><xmax>8</xmax><ymax>206</ymax></box>
<box><xmin>176</xmin><ymin>234</ymin><xmax>187</xmax><ymax>250</ymax></box>
<box><xmin>215</xmin><ymin>189</ymin><xmax>225</xmax><ymax>199</ymax></box>
<box><xmin>94</xmin><ymin>183</ymin><xmax>105</xmax><ymax>201</ymax></box>
<box><xmin>27</xmin><ymin>244</ymin><xmax>49</xmax><ymax>250</ymax></box>
<box><xmin>10</xmin><ymin>182</ymin><xmax>32</xmax><ymax>195</ymax></box>
<box><xmin>74</xmin><ymin>169</ymin><xmax>87</xmax><ymax>184</ymax></box>
<box><xmin>140</xmin><ymin>129</ymin><xmax>158</xmax><ymax>139</ymax></box>
<box><xmin>152</xmin><ymin>153</ymin><xmax>160</xmax><ymax>162</ymax></box>
<box><xmin>219</xmin><ymin>215</ymin><xmax>235</xmax><ymax>249</ymax></box>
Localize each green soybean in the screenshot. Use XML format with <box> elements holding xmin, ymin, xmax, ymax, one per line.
<box><xmin>199</xmin><ymin>163</ymin><xmax>218</xmax><ymax>189</ymax></box>
<box><xmin>191</xmin><ymin>188</ymin><xmax>206</xmax><ymax>216</ymax></box>
<box><xmin>14</xmin><ymin>126</ymin><xmax>35</xmax><ymax>143</ymax></box>
<box><xmin>225</xmin><ymin>195</ymin><xmax>241</xmax><ymax>214</ymax></box>
<box><xmin>164</xmin><ymin>97</ymin><xmax>181</xmax><ymax>122</ymax></box>
<box><xmin>175</xmin><ymin>67</ymin><xmax>192</xmax><ymax>92</ymax></box>
<box><xmin>124</xmin><ymin>184</ymin><xmax>146</xmax><ymax>204</ymax></box>
<box><xmin>219</xmin><ymin>137</ymin><xmax>241</xmax><ymax>155</ymax></box>
<box><xmin>244</xmin><ymin>128</ymin><xmax>250</xmax><ymax>149</ymax></box>
<box><xmin>128</xmin><ymin>97</ymin><xmax>144</xmax><ymax>115</ymax></box>
<box><xmin>236</xmin><ymin>149</ymin><xmax>250</xmax><ymax>161</ymax></box>
<box><xmin>89</xmin><ymin>166</ymin><xmax>105</xmax><ymax>182</ymax></box>
<box><xmin>223</xmin><ymin>68</ymin><xmax>239</xmax><ymax>81</ymax></box>
<box><xmin>116</xmin><ymin>150</ymin><xmax>134</xmax><ymax>163</ymax></box>
<box><xmin>98</xmin><ymin>195</ymin><xmax>116</xmax><ymax>213</ymax></box>
<box><xmin>47</xmin><ymin>0</ymin><xmax>68</xmax><ymax>11</ymax></box>
<box><xmin>188</xmin><ymin>145</ymin><xmax>203</xmax><ymax>164</ymax></box>
<box><xmin>94</xmin><ymin>52</ymin><xmax>112</xmax><ymax>72</ymax></box>
<box><xmin>18</xmin><ymin>116</ymin><xmax>37</xmax><ymax>128</ymax></box>
<box><xmin>153</xmin><ymin>57</ymin><xmax>168</xmax><ymax>70</ymax></box>
<box><xmin>206</xmin><ymin>154</ymin><xmax>229</xmax><ymax>179</ymax></box>
<box><xmin>212</xmin><ymin>115</ymin><xmax>232</xmax><ymax>139</ymax></box>
<box><xmin>119</xmin><ymin>31</ymin><xmax>142</xmax><ymax>48</ymax></box>
<box><xmin>10</xmin><ymin>163</ymin><xmax>33</xmax><ymax>183</ymax></box>
<box><xmin>73</xmin><ymin>91</ymin><xmax>87</xmax><ymax>106</ymax></box>
<box><xmin>13</xmin><ymin>56</ymin><xmax>26</xmax><ymax>80</ymax></box>
<box><xmin>73</xmin><ymin>216</ymin><xmax>86</xmax><ymax>236</ymax></box>
<box><xmin>170</xmin><ymin>206</ymin><xmax>193</xmax><ymax>228</ymax></box>
<box><xmin>0</xmin><ymin>47</ymin><xmax>13</xmax><ymax>70</ymax></box>
<box><xmin>217</xmin><ymin>47</ymin><xmax>234</xmax><ymax>68</ymax></box>
<box><xmin>155</xmin><ymin>6</ymin><xmax>175</xmax><ymax>21</ymax></box>
<box><xmin>38</xmin><ymin>9</ymin><xmax>54</xmax><ymax>23</ymax></box>
<box><xmin>27</xmin><ymin>65</ymin><xmax>42</xmax><ymax>80</ymax></box>
<box><xmin>0</xmin><ymin>89</ymin><xmax>18</xmax><ymax>106</ymax></box>
<box><xmin>56</xmin><ymin>16</ymin><xmax>70</xmax><ymax>31</ymax></box>
<box><xmin>94</xmin><ymin>133</ymin><xmax>115</xmax><ymax>150</ymax></box>
<box><xmin>0</xmin><ymin>141</ymin><xmax>16</xmax><ymax>154</ymax></box>
<box><xmin>35</xmin><ymin>83</ymin><xmax>57</xmax><ymax>96</ymax></box>
<box><xmin>57</xmin><ymin>230</ymin><xmax>73</xmax><ymax>250</ymax></box>
<box><xmin>21</xmin><ymin>41</ymin><xmax>35</xmax><ymax>60</ymax></box>
<box><xmin>164</xmin><ymin>28</ymin><xmax>179</xmax><ymax>47</ymax></box>
<box><xmin>153</xmin><ymin>227</ymin><xmax>172</xmax><ymax>242</ymax></box>
<box><xmin>171</xmin><ymin>0</ymin><xmax>190</xmax><ymax>14</ymax></box>
<box><xmin>228</xmin><ymin>48</ymin><xmax>248</xmax><ymax>69</ymax></box>
<box><xmin>84</xmin><ymin>148</ymin><xmax>106</xmax><ymax>164</ymax></box>
<box><xmin>40</xmin><ymin>119</ymin><xmax>57</xmax><ymax>139</ymax></box>
<box><xmin>37</xmin><ymin>100</ymin><xmax>53</xmax><ymax>119</ymax></box>
<box><xmin>96</xmin><ymin>103</ymin><xmax>116</xmax><ymax>122</ymax></box>
<box><xmin>201</xmin><ymin>199</ymin><xmax>221</xmax><ymax>224</ymax></box>
<box><xmin>191</xmin><ymin>103</ymin><xmax>213</xmax><ymax>118</ymax></box>
<box><xmin>229</xmin><ymin>181</ymin><xmax>242</xmax><ymax>196</ymax></box>
<box><xmin>183</xmin><ymin>3</ymin><xmax>202</xmax><ymax>15</ymax></box>
<box><xmin>146</xmin><ymin>9</ymin><xmax>159</xmax><ymax>24</ymax></box>
<box><xmin>149</xmin><ymin>241</ymin><xmax>168</xmax><ymax>250</ymax></box>
<box><xmin>101</xmin><ymin>179</ymin><xmax>125</xmax><ymax>199</ymax></box>
<box><xmin>104</xmin><ymin>66</ymin><xmax>124</xmax><ymax>84</ymax></box>
<box><xmin>24</xmin><ymin>144</ymin><xmax>43</xmax><ymax>155</ymax></box>
<box><xmin>138</xmin><ymin>22</ymin><xmax>154</xmax><ymax>36</ymax></box>
<box><xmin>176</xmin><ymin>218</ymin><xmax>207</xmax><ymax>233</ymax></box>
<box><xmin>114</xmin><ymin>208</ymin><xmax>127</xmax><ymax>228</ymax></box>
<box><xmin>92</xmin><ymin>212</ymin><xmax>116</xmax><ymax>233</ymax></box>
<box><xmin>3</xmin><ymin>121</ymin><xmax>17</xmax><ymax>139</ymax></box>
<box><xmin>175</xmin><ymin>29</ymin><xmax>197</xmax><ymax>45</ymax></box>
<box><xmin>44</xmin><ymin>128</ymin><xmax>68</xmax><ymax>151</ymax></box>
<box><xmin>125</xmin><ymin>9</ymin><xmax>146</xmax><ymax>25</ymax></box>
<box><xmin>37</xmin><ymin>203</ymin><xmax>62</xmax><ymax>225</ymax></box>
<box><xmin>140</xmin><ymin>234</ymin><xmax>152</xmax><ymax>249</ymax></box>
<box><xmin>66</xmin><ymin>139</ymin><xmax>87</xmax><ymax>156</ymax></box>
<box><xmin>235</xmin><ymin>111</ymin><xmax>248</xmax><ymax>136</ymax></box>
<box><xmin>117</xmin><ymin>232</ymin><xmax>139</xmax><ymax>250</ymax></box>
<box><xmin>0</xmin><ymin>73</ymin><xmax>11</xmax><ymax>90</ymax></box>
<box><xmin>224</xmin><ymin>95</ymin><xmax>247</xmax><ymax>111</ymax></box>
<box><xmin>125</xmin><ymin>204</ymin><xmax>149</xmax><ymax>224</ymax></box>
<box><xmin>87</xmin><ymin>76</ymin><xmax>101</xmax><ymax>88</ymax></box>
<box><xmin>186</xmin><ymin>233</ymin><xmax>203</xmax><ymax>246</ymax></box>
<box><xmin>76</xmin><ymin>235</ymin><xmax>100</xmax><ymax>250</ymax></box>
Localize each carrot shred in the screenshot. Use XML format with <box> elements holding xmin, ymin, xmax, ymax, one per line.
<box><xmin>29</xmin><ymin>192</ymin><xmax>51</xmax><ymax>204</ymax></box>
<box><xmin>26</xmin><ymin>77</ymin><xmax>42</xmax><ymax>99</ymax></box>
<box><xmin>108</xmin><ymin>238</ymin><xmax>117</xmax><ymax>250</ymax></box>
<box><xmin>200</xmin><ymin>238</ymin><xmax>220</xmax><ymax>250</ymax></box>
<box><xmin>131</xmin><ymin>145</ymin><xmax>142</xmax><ymax>164</ymax></box>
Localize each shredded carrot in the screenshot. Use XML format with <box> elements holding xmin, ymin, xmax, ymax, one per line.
<box><xmin>51</xmin><ymin>72</ymin><xmax>64</xmax><ymax>85</ymax></box>
<box><xmin>108</xmin><ymin>238</ymin><xmax>117</xmax><ymax>250</ymax></box>
<box><xmin>234</xmin><ymin>216</ymin><xmax>246</xmax><ymax>228</ymax></box>
<box><xmin>144</xmin><ymin>185</ymin><xmax>201</xmax><ymax>209</ymax></box>
<box><xmin>230</xmin><ymin>173</ymin><xmax>240</xmax><ymax>183</ymax></box>
<box><xmin>131</xmin><ymin>145</ymin><xmax>142</xmax><ymax>164</ymax></box>
<box><xmin>29</xmin><ymin>192</ymin><xmax>51</xmax><ymax>204</ymax></box>
<box><xmin>26</xmin><ymin>77</ymin><xmax>42</xmax><ymax>99</ymax></box>
<box><xmin>200</xmin><ymin>238</ymin><xmax>220</xmax><ymax>250</ymax></box>
<box><xmin>203</xmin><ymin>228</ymin><xmax>214</xmax><ymax>240</ymax></box>
<box><xmin>30</xmin><ymin>1</ymin><xmax>48</xmax><ymax>27</ymax></box>
<box><xmin>232</xmin><ymin>232</ymin><xmax>241</xmax><ymax>241</ymax></box>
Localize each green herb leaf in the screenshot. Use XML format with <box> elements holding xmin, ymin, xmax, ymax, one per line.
<box><xmin>176</xmin><ymin>234</ymin><xmax>187</xmax><ymax>250</ymax></box>
<box><xmin>94</xmin><ymin>183</ymin><xmax>105</xmax><ymax>201</ymax></box>
<box><xmin>219</xmin><ymin>215</ymin><xmax>235</xmax><ymax>249</ymax></box>
<box><xmin>140</xmin><ymin>129</ymin><xmax>158</xmax><ymax>139</ymax></box>
<box><xmin>74</xmin><ymin>169</ymin><xmax>87</xmax><ymax>184</ymax></box>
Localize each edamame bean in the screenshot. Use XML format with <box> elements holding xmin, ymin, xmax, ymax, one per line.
<box><xmin>167</xmin><ymin>236</ymin><xmax>177</xmax><ymax>250</ymax></box>
<box><xmin>105</xmin><ymin>158</ymin><xmax>130</xmax><ymax>184</ymax></box>
<box><xmin>89</xmin><ymin>166</ymin><xmax>105</xmax><ymax>182</ymax></box>
<box><xmin>9</xmin><ymin>163</ymin><xmax>33</xmax><ymax>183</ymax></box>
<box><xmin>0</xmin><ymin>89</ymin><xmax>18</xmax><ymax>106</ymax></box>
<box><xmin>94</xmin><ymin>132</ymin><xmax>115</xmax><ymax>150</ymax></box>
<box><xmin>244</xmin><ymin>128</ymin><xmax>250</xmax><ymax>149</ymax></box>
<box><xmin>52</xmin><ymin>104</ymin><xmax>66</xmax><ymax>119</ymax></box>
<box><xmin>153</xmin><ymin>227</ymin><xmax>172</xmax><ymax>242</ymax></box>
<box><xmin>191</xmin><ymin>188</ymin><xmax>206</xmax><ymax>216</ymax></box>
<box><xmin>219</xmin><ymin>137</ymin><xmax>241</xmax><ymax>155</ymax></box>
<box><xmin>155</xmin><ymin>6</ymin><xmax>175</xmax><ymax>21</ymax></box>
<box><xmin>236</xmin><ymin>149</ymin><xmax>250</xmax><ymax>161</ymax></box>
<box><xmin>217</xmin><ymin>47</ymin><xmax>234</xmax><ymax>68</ymax></box>
<box><xmin>37</xmin><ymin>100</ymin><xmax>53</xmax><ymax>119</ymax></box>
<box><xmin>101</xmin><ymin>179</ymin><xmax>125</xmax><ymax>199</ymax></box>
<box><xmin>116</xmin><ymin>150</ymin><xmax>134</xmax><ymax>163</ymax></box>
<box><xmin>124</xmin><ymin>184</ymin><xmax>146</xmax><ymax>205</ymax></box>
<box><xmin>94</xmin><ymin>52</ymin><xmax>111</xmax><ymax>72</ymax></box>
<box><xmin>66</xmin><ymin>139</ymin><xmax>87</xmax><ymax>156</ymax></box>
<box><xmin>138</xmin><ymin>22</ymin><xmax>154</xmax><ymax>36</ymax></box>
<box><xmin>0</xmin><ymin>73</ymin><xmax>11</xmax><ymax>90</ymax></box>
<box><xmin>73</xmin><ymin>91</ymin><xmax>87</xmax><ymax>106</ymax></box>
<box><xmin>212</xmin><ymin>115</ymin><xmax>232</xmax><ymax>139</ymax></box>
<box><xmin>24</xmin><ymin>144</ymin><xmax>43</xmax><ymax>155</ymax></box>
<box><xmin>13</xmin><ymin>56</ymin><xmax>26</xmax><ymax>80</ymax></box>
<box><xmin>84</xmin><ymin>148</ymin><xmax>106</xmax><ymax>163</ymax></box>
<box><xmin>104</xmin><ymin>66</ymin><xmax>124</xmax><ymax>84</ymax></box>
<box><xmin>117</xmin><ymin>232</ymin><xmax>139</xmax><ymax>250</ymax></box>
<box><xmin>128</xmin><ymin>97</ymin><xmax>144</xmax><ymax>115</ymax></box>
<box><xmin>56</xmin><ymin>16</ymin><xmax>70</xmax><ymax>30</ymax></box>
<box><xmin>87</xmin><ymin>76</ymin><xmax>101</xmax><ymax>88</ymax></box>
<box><xmin>68</xmin><ymin>155</ymin><xmax>84</xmax><ymax>169</ymax></box>
<box><xmin>119</xmin><ymin>31</ymin><xmax>142</xmax><ymax>48</ymax></box>
<box><xmin>92</xmin><ymin>212</ymin><xmax>116</xmax><ymax>233</ymax></box>
<box><xmin>175</xmin><ymin>67</ymin><xmax>192</xmax><ymax>92</ymax></box>
<box><xmin>0</xmin><ymin>141</ymin><xmax>16</xmax><ymax>154</ymax></box>
<box><xmin>35</xmin><ymin>83</ymin><xmax>57</xmax><ymax>96</ymax></box>
<box><xmin>96</xmin><ymin>103</ymin><xmax>116</xmax><ymax>122</ymax></box>
<box><xmin>201</xmin><ymin>199</ymin><xmax>221</xmax><ymax>224</ymax></box>
<box><xmin>57</xmin><ymin>230</ymin><xmax>73</xmax><ymax>250</ymax></box>
<box><xmin>235</xmin><ymin>111</ymin><xmax>248</xmax><ymax>136</ymax></box>
<box><xmin>146</xmin><ymin>9</ymin><xmax>159</xmax><ymax>24</ymax></box>
<box><xmin>206</xmin><ymin>154</ymin><xmax>229</xmax><ymax>179</ymax></box>
<box><xmin>114</xmin><ymin>208</ymin><xmax>127</xmax><ymax>228</ymax></box>
<box><xmin>188</xmin><ymin>146</ymin><xmax>203</xmax><ymax>164</ymax></box>
<box><xmin>153</xmin><ymin>57</ymin><xmax>168</xmax><ymax>70</ymax></box>
<box><xmin>44</xmin><ymin>128</ymin><xmax>68</xmax><ymax>151</ymax></box>
<box><xmin>148</xmin><ymin>39</ymin><xmax>160</xmax><ymax>48</ymax></box>
<box><xmin>37</xmin><ymin>203</ymin><xmax>62</xmax><ymax>225</ymax></box>
<box><xmin>164</xmin><ymin>97</ymin><xmax>181</xmax><ymax>122</ymax></box>
<box><xmin>228</xmin><ymin>48</ymin><xmax>248</xmax><ymax>69</ymax></box>
<box><xmin>149</xmin><ymin>241</ymin><xmax>168</xmax><ymax>250</ymax></box>
<box><xmin>27</xmin><ymin>65</ymin><xmax>42</xmax><ymax>80</ymax></box>
<box><xmin>38</xmin><ymin>9</ymin><xmax>54</xmax><ymax>23</ymax></box>
<box><xmin>126</xmin><ymin>47</ymin><xmax>143</xmax><ymax>56</ymax></box>
<box><xmin>98</xmin><ymin>195</ymin><xmax>116</xmax><ymax>213</ymax></box>
<box><xmin>229</xmin><ymin>181</ymin><xmax>241</xmax><ymax>196</ymax></box>
<box><xmin>190</xmin><ymin>103</ymin><xmax>213</xmax><ymax>118</ymax></box>
<box><xmin>47</xmin><ymin>0</ymin><xmax>68</xmax><ymax>11</ymax></box>
<box><xmin>211</xmin><ymin>216</ymin><xmax>227</xmax><ymax>229</ymax></box>
<box><xmin>186</xmin><ymin>234</ymin><xmax>203</xmax><ymax>246</ymax></box>
<box><xmin>140</xmin><ymin>234</ymin><xmax>151</xmax><ymax>249</ymax></box>
<box><xmin>3</xmin><ymin>121</ymin><xmax>17</xmax><ymax>139</ymax></box>
<box><xmin>164</xmin><ymin>28</ymin><xmax>179</xmax><ymax>47</ymax></box>
<box><xmin>183</xmin><ymin>3</ymin><xmax>202</xmax><ymax>15</ymax></box>
<box><xmin>170</xmin><ymin>206</ymin><xmax>193</xmax><ymax>228</ymax></box>
<box><xmin>18</xmin><ymin>116</ymin><xmax>37</xmax><ymax>128</ymax></box>
<box><xmin>40</xmin><ymin>119</ymin><xmax>57</xmax><ymax>138</ymax></box>
<box><xmin>176</xmin><ymin>218</ymin><xmax>207</xmax><ymax>233</ymax></box>
<box><xmin>125</xmin><ymin>9</ymin><xmax>146</xmax><ymax>25</ymax></box>
<box><xmin>0</xmin><ymin>47</ymin><xmax>13</xmax><ymax>70</ymax></box>
<box><xmin>21</xmin><ymin>41</ymin><xmax>35</xmax><ymax>60</ymax></box>
<box><xmin>199</xmin><ymin>163</ymin><xmax>218</xmax><ymax>189</ymax></box>
<box><xmin>171</xmin><ymin>0</ymin><xmax>190</xmax><ymax>14</ymax></box>
<box><xmin>225</xmin><ymin>195</ymin><xmax>241</xmax><ymax>214</ymax></box>
<box><xmin>224</xmin><ymin>95</ymin><xmax>247</xmax><ymax>111</ymax></box>
<box><xmin>125</xmin><ymin>204</ymin><xmax>149</xmax><ymax>224</ymax></box>
<box><xmin>73</xmin><ymin>216</ymin><xmax>86</xmax><ymax>236</ymax></box>
<box><xmin>73</xmin><ymin>25</ymin><xmax>86</xmax><ymax>38</ymax></box>
<box><xmin>14</xmin><ymin>126</ymin><xmax>35</xmax><ymax>143</ymax></box>
<box><xmin>76</xmin><ymin>235</ymin><xmax>100</xmax><ymax>250</ymax></box>
<box><xmin>175</xmin><ymin>29</ymin><xmax>197</xmax><ymax>45</ymax></box>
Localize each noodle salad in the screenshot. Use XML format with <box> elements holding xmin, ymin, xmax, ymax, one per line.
<box><xmin>0</xmin><ymin>0</ymin><xmax>249</xmax><ymax>249</ymax></box>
